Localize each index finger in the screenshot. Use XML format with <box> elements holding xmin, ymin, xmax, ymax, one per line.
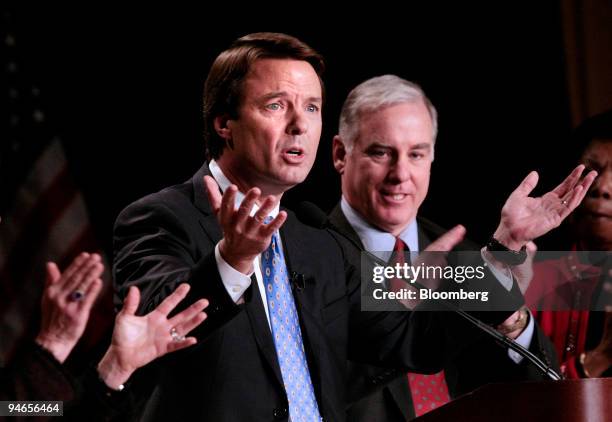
<box><xmin>565</xmin><ymin>169</ymin><xmax>597</xmax><ymax>212</ymax></box>
<box><xmin>60</xmin><ymin>252</ymin><xmax>92</xmax><ymax>285</ymax></box>
<box><xmin>552</xmin><ymin>164</ymin><xmax>585</xmax><ymax>198</ymax></box>
<box><xmin>154</xmin><ymin>283</ymin><xmax>191</xmax><ymax>316</ymax></box>
<box><xmin>425</xmin><ymin>225</ymin><xmax>466</xmax><ymax>252</ymax></box>
<box><xmin>260</xmin><ymin>210</ymin><xmax>287</xmax><ymax>237</ymax></box>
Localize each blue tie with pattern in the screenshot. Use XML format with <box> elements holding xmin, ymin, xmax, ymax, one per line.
<box><xmin>262</xmin><ymin>230</ymin><xmax>321</xmax><ymax>422</ymax></box>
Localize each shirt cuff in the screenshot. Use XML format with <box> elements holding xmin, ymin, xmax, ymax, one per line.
<box><xmin>214</xmin><ymin>243</ymin><xmax>253</xmax><ymax>303</ymax></box>
<box><xmin>507</xmin><ymin>310</ymin><xmax>535</xmax><ymax>364</ymax></box>
<box><xmin>481</xmin><ymin>248</ymin><xmax>513</xmax><ymax>291</ymax></box>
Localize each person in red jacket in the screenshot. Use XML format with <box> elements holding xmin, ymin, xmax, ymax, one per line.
<box><xmin>526</xmin><ymin>110</ymin><xmax>612</xmax><ymax>378</ymax></box>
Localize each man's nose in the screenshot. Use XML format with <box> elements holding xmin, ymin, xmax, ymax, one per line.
<box><xmin>286</xmin><ymin>109</ymin><xmax>308</xmax><ymax>136</ymax></box>
<box><xmin>387</xmin><ymin>155</ymin><xmax>411</xmax><ymax>183</ymax></box>
<box><xmin>589</xmin><ymin>169</ymin><xmax>612</xmax><ymax>200</ymax></box>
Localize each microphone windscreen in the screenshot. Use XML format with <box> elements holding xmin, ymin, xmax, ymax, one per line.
<box><xmin>295</xmin><ymin>201</ymin><xmax>328</xmax><ymax>229</ymax></box>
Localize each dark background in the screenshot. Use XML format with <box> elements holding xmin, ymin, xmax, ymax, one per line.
<box><xmin>7</xmin><ymin>2</ymin><xmax>578</xmax><ymax>255</ymax></box>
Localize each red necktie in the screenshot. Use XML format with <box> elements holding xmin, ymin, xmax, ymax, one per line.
<box><xmin>390</xmin><ymin>238</ymin><xmax>451</xmax><ymax>416</ymax></box>
<box><xmin>388</xmin><ymin>238</ymin><xmax>414</xmax><ymax>299</ymax></box>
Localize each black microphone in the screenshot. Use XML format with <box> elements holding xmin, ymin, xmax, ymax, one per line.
<box><xmin>296</xmin><ymin>201</ymin><xmax>329</xmax><ymax>229</ymax></box>
<box><xmin>295</xmin><ymin>201</ymin><xmax>561</xmax><ymax>381</ymax></box>
<box><xmin>291</xmin><ymin>271</ymin><xmax>306</xmax><ymax>291</ymax></box>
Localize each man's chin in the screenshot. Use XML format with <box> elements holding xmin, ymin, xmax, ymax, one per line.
<box><xmin>373</xmin><ymin>214</ymin><xmax>412</xmax><ymax>234</ymax></box>
<box><xmin>268</xmin><ymin>174</ymin><xmax>308</xmax><ymax>193</ymax></box>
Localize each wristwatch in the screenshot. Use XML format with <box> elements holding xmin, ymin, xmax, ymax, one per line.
<box><xmin>486</xmin><ymin>237</ymin><xmax>527</xmax><ymax>265</ymax></box>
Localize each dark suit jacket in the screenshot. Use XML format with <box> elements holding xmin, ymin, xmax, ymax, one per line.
<box><xmin>0</xmin><ymin>342</ymin><xmax>136</xmax><ymax>421</ymax></box>
<box><xmin>0</xmin><ymin>341</ymin><xmax>76</xmax><ymax>403</ymax></box>
<box><xmin>328</xmin><ymin>204</ymin><xmax>560</xmax><ymax>422</ymax></box>
<box><xmin>112</xmin><ymin>164</ymin><xmax>523</xmax><ymax>422</ymax></box>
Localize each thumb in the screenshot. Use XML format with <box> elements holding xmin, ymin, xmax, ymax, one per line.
<box><xmin>121</xmin><ymin>286</ymin><xmax>140</xmax><ymax>316</ymax></box>
<box><xmin>511</xmin><ymin>171</ymin><xmax>539</xmax><ymax>199</ymax></box>
<box><xmin>203</xmin><ymin>175</ymin><xmax>222</xmax><ymax>214</ymax></box>
<box><xmin>425</xmin><ymin>225</ymin><xmax>466</xmax><ymax>252</ymax></box>
<box><xmin>45</xmin><ymin>262</ymin><xmax>61</xmax><ymax>287</ymax></box>
<box><xmin>525</xmin><ymin>241</ymin><xmax>537</xmax><ymax>257</ymax></box>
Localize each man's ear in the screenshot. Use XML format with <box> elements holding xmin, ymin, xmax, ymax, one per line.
<box><xmin>332</xmin><ymin>135</ymin><xmax>347</xmax><ymax>175</ymax></box>
<box><xmin>214</xmin><ymin>114</ymin><xmax>233</xmax><ymax>147</ymax></box>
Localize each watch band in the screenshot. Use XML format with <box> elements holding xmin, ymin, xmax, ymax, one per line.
<box><xmin>486</xmin><ymin>237</ymin><xmax>527</xmax><ymax>265</ymax></box>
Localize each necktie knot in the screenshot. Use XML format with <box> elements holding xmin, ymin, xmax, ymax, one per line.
<box><xmin>394</xmin><ymin>237</ymin><xmax>407</xmax><ymax>253</ymax></box>
<box><xmin>392</xmin><ymin>237</ymin><xmax>410</xmax><ymax>266</ymax></box>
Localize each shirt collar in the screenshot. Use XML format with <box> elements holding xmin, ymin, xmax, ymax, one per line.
<box><xmin>209</xmin><ymin>159</ymin><xmax>280</xmax><ymax>218</ymax></box>
<box><xmin>340</xmin><ymin>196</ymin><xmax>419</xmax><ymax>261</ymax></box>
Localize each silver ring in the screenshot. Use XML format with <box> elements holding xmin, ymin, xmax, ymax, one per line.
<box><xmin>69</xmin><ymin>291</ymin><xmax>84</xmax><ymax>302</ymax></box>
<box><xmin>170</xmin><ymin>327</ymin><xmax>185</xmax><ymax>342</ymax></box>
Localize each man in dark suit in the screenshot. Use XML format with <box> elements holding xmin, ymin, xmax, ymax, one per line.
<box><xmin>112</xmin><ymin>33</ymin><xmax>596</xmax><ymax>421</ymax></box>
<box><xmin>329</xmin><ymin>75</ymin><xmax>565</xmax><ymax>420</ymax></box>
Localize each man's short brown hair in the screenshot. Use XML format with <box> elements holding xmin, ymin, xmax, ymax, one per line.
<box><xmin>203</xmin><ymin>32</ymin><xmax>325</xmax><ymax>160</ymax></box>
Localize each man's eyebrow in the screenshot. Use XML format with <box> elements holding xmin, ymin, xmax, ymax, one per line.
<box><xmin>305</xmin><ymin>96</ymin><xmax>323</xmax><ymax>104</ymax></box>
<box><xmin>257</xmin><ymin>92</ymin><xmax>322</xmax><ymax>104</ymax></box>
<box><xmin>411</xmin><ymin>143</ymin><xmax>432</xmax><ymax>150</ymax></box>
<box><xmin>258</xmin><ymin>91</ymin><xmax>288</xmax><ymax>102</ymax></box>
<box><xmin>364</xmin><ymin>141</ymin><xmax>392</xmax><ymax>149</ymax></box>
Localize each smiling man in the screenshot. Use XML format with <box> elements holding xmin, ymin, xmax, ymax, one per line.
<box><xmin>336</xmin><ymin>98</ymin><xmax>434</xmax><ymax>236</ymax></box>
<box><xmin>329</xmin><ymin>75</ymin><xmax>577</xmax><ymax>420</ymax></box>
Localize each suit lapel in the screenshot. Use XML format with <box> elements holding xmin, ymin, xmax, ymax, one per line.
<box><xmin>192</xmin><ymin>164</ymin><xmax>224</xmax><ymax>243</ymax></box>
<box><xmin>328</xmin><ymin>204</ymin><xmax>365</xmax><ymax>250</ymax></box>
<box><xmin>279</xmin><ymin>218</ymin><xmax>319</xmax><ymax>317</ymax></box>
<box><xmin>417</xmin><ymin>216</ymin><xmax>434</xmax><ymax>250</ymax></box>
<box><xmin>330</xmin><ymin>203</ymin><xmax>417</xmax><ymax>416</ymax></box>
<box><xmin>244</xmin><ymin>276</ymin><xmax>285</xmax><ymax>388</ymax></box>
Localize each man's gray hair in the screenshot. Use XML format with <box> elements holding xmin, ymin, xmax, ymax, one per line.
<box><xmin>338</xmin><ymin>75</ymin><xmax>438</xmax><ymax>150</ymax></box>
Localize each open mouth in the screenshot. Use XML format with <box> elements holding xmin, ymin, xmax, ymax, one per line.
<box><xmin>282</xmin><ymin>147</ymin><xmax>305</xmax><ymax>163</ymax></box>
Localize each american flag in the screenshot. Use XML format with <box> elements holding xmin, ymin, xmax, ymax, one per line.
<box><xmin>0</xmin><ymin>9</ymin><xmax>112</xmax><ymax>364</ymax></box>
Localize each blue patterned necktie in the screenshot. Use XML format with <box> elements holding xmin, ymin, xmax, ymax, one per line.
<box><xmin>262</xmin><ymin>230</ymin><xmax>321</xmax><ymax>422</ymax></box>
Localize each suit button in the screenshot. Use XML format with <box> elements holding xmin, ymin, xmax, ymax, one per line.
<box><xmin>273</xmin><ymin>407</ymin><xmax>288</xmax><ymax>419</ymax></box>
